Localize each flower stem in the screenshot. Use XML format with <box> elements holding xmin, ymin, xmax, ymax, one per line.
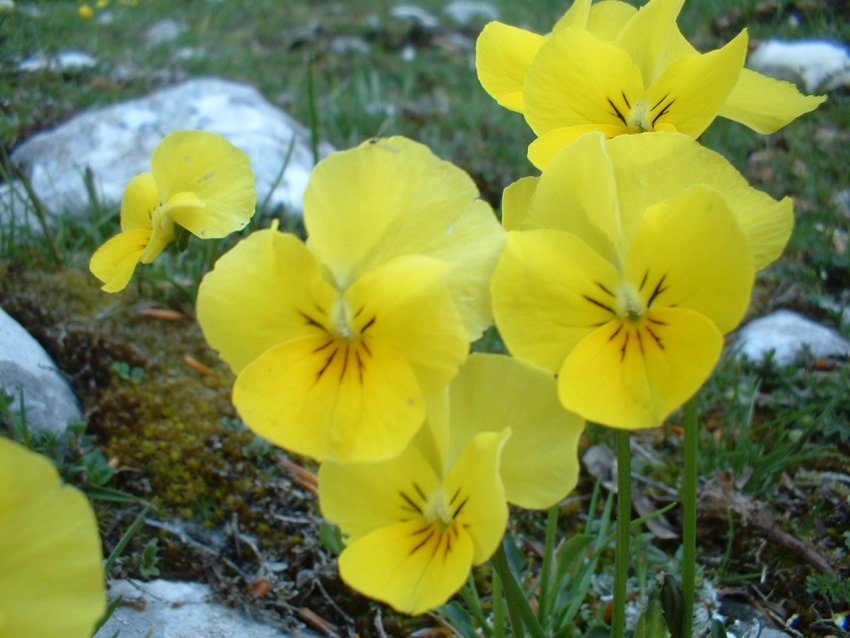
<box><xmin>681</xmin><ymin>396</ymin><xmax>699</xmax><ymax>638</ymax></box>
<box><xmin>611</xmin><ymin>429</ymin><xmax>632</xmax><ymax>638</ymax></box>
<box><xmin>491</xmin><ymin>541</ymin><xmax>546</xmax><ymax>638</ymax></box>
<box><xmin>537</xmin><ymin>504</ymin><xmax>559</xmax><ymax>626</ymax></box>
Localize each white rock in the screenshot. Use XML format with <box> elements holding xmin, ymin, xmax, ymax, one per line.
<box><xmin>95</xmin><ymin>579</ymin><xmax>318</xmax><ymax>638</ymax></box>
<box><xmin>391</xmin><ymin>4</ymin><xmax>440</xmax><ymax>30</ymax></box>
<box><xmin>749</xmin><ymin>39</ymin><xmax>850</xmax><ymax>93</ymax></box>
<box><xmin>0</xmin><ymin>307</ymin><xmax>82</xmax><ymax>434</ymax></box>
<box><xmin>734</xmin><ymin>309</ymin><xmax>850</xmax><ymax>365</ymax></box>
<box><xmin>144</xmin><ymin>18</ymin><xmax>185</xmax><ymax>46</ymax></box>
<box><xmin>8</xmin><ymin>78</ymin><xmax>331</xmax><ymax>226</ymax></box>
<box><xmin>443</xmin><ymin>1</ymin><xmax>499</xmax><ymax>28</ymax></box>
<box><xmin>18</xmin><ymin>50</ymin><xmax>98</xmax><ymax>73</ymax></box>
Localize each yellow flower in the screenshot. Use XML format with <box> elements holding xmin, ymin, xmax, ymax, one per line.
<box><xmin>197</xmin><ymin>137</ymin><xmax>505</xmax><ymax>463</ymax></box>
<box><xmin>77</xmin><ymin>3</ymin><xmax>94</xmax><ymax>18</ymax></box>
<box><xmin>319</xmin><ymin>353</ymin><xmax>585</xmax><ymax>614</ymax></box>
<box><xmin>89</xmin><ymin>130</ymin><xmax>257</xmax><ymax>292</ymax></box>
<box><xmin>476</xmin><ymin>0</ymin><xmax>826</xmax><ymax>168</ymax></box>
<box><xmin>492</xmin><ymin>132</ymin><xmax>792</xmax><ymax>428</ymax></box>
<box><xmin>0</xmin><ymin>438</ymin><xmax>105</xmax><ymax>638</ymax></box>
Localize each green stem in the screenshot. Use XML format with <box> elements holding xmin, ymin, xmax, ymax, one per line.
<box><xmin>537</xmin><ymin>504</ymin><xmax>559</xmax><ymax>626</ymax></box>
<box><xmin>493</xmin><ymin>568</ymin><xmax>505</xmax><ymax>638</ymax></box>
<box><xmin>611</xmin><ymin>430</ymin><xmax>632</xmax><ymax>638</ymax></box>
<box><xmin>681</xmin><ymin>396</ymin><xmax>699</xmax><ymax>638</ymax></box>
<box><xmin>491</xmin><ymin>542</ymin><xmax>546</xmax><ymax>638</ymax></box>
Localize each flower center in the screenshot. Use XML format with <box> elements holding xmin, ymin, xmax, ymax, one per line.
<box><xmin>615</xmin><ymin>282</ymin><xmax>646</xmax><ymax>324</ymax></box>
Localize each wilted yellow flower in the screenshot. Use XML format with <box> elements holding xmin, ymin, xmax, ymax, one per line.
<box><xmin>197</xmin><ymin>137</ymin><xmax>505</xmax><ymax>463</ymax></box>
<box><xmin>0</xmin><ymin>438</ymin><xmax>105</xmax><ymax>638</ymax></box>
<box><xmin>476</xmin><ymin>0</ymin><xmax>825</xmax><ymax>168</ymax></box>
<box><xmin>492</xmin><ymin>132</ymin><xmax>792</xmax><ymax>428</ymax></box>
<box><xmin>89</xmin><ymin>130</ymin><xmax>257</xmax><ymax>292</ymax></box>
<box><xmin>319</xmin><ymin>354</ymin><xmax>585</xmax><ymax>614</ymax></box>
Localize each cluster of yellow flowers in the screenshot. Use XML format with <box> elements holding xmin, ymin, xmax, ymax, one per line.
<box><xmin>6</xmin><ymin>0</ymin><xmax>824</xmax><ymax>633</ymax></box>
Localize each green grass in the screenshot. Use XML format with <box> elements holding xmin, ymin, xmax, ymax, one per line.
<box><xmin>1</xmin><ymin>0</ymin><xmax>849</xmax><ymax>635</ymax></box>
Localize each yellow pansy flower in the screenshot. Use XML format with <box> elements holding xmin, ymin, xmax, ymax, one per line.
<box><xmin>319</xmin><ymin>354</ymin><xmax>584</xmax><ymax>614</ymax></box>
<box><xmin>476</xmin><ymin>0</ymin><xmax>825</xmax><ymax>168</ymax></box>
<box><xmin>0</xmin><ymin>438</ymin><xmax>105</xmax><ymax>638</ymax></box>
<box><xmin>197</xmin><ymin>137</ymin><xmax>504</xmax><ymax>463</ymax></box>
<box><xmin>89</xmin><ymin>130</ymin><xmax>257</xmax><ymax>292</ymax></box>
<box><xmin>491</xmin><ymin>133</ymin><xmax>792</xmax><ymax>428</ymax></box>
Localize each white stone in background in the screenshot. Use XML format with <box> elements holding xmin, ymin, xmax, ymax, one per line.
<box><xmin>0</xmin><ymin>307</ymin><xmax>82</xmax><ymax>434</ymax></box>
<box><xmin>390</xmin><ymin>4</ymin><xmax>440</xmax><ymax>30</ymax></box>
<box><xmin>749</xmin><ymin>39</ymin><xmax>850</xmax><ymax>93</ymax></box>
<box><xmin>443</xmin><ymin>1</ymin><xmax>499</xmax><ymax>28</ymax></box>
<box><xmin>18</xmin><ymin>50</ymin><xmax>98</xmax><ymax>73</ymax></box>
<box><xmin>144</xmin><ymin>18</ymin><xmax>186</xmax><ymax>46</ymax></box>
<box><xmin>9</xmin><ymin>78</ymin><xmax>332</xmax><ymax>224</ymax></box>
<box><xmin>734</xmin><ymin>310</ymin><xmax>850</xmax><ymax>365</ymax></box>
<box><xmin>95</xmin><ymin>579</ymin><xmax>318</xmax><ymax>638</ymax></box>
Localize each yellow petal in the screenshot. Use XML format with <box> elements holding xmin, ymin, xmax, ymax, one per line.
<box><xmin>151</xmin><ymin>130</ymin><xmax>257</xmax><ymax>238</ymax></box>
<box><xmin>559</xmin><ymin>307</ymin><xmax>723</xmax><ymax>429</ymax></box>
<box><xmin>501</xmin><ymin>175</ymin><xmax>538</xmax><ymax>231</ymax></box>
<box><xmin>491</xmin><ymin>230</ymin><xmax>620</xmax><ymax>373</ymax></box>
<box><xmin>319</xmin><ymin>441</ymin><xmax>441</xmax><ymax>541</ymax></box>
<box><xmin>346</xmin><ymin>255</ymin><xmax>470</xmax><ymax>394</ymax></box>
<box><xmin>234</xmin><ymin>334</ymin><xmax>425</xmax><ymax>462</ymax></box>
<box><xmin>304</xmin><ymin>137</ymin><xmax>504</xmax><ymax>338</ymax></box>
<box><xmin>586</xmin><ymin>1</ymin><xmax>637</xmax><ymax>41</ymax></box>
<box><xmin>197</xmin><ymin>228</ymin><xmax>336</xmax><ymax>373</ymax></box>
<box><xmin>445</xmin><ymin>353</ymin><xmax>585</xmax><ymax>509</ymax></box>
<box><xmin>0</xmin><ymin>439</ymin><xmax>105</xmax><ymax>638</ymax></box>
<box><xmin>524</xmin><ymin>132</ymin><xmax>625</xmax><ymax>266</ymax></box>
<box><xmin>523</xmin><ymin>27</ymin><xmax>646</xmax><ymax>136</ymax></box>
<box><xmin>89</xmin><ymin>228</ymin><xmax>150</xmax><ymax>292</ymax></box>
<box><xmin>119</xmin><ymin>172</ymin><xmax>158</xmax><ymax>231</ymax></box>
<box><xmin>551</xmin><ymin>0</ymin><xmax>591</xmax><ymax>32</ymax></box>
<box><xmin>338</xmin><ymin>520</ymin><xmax>475</xmax><ymax>615</ymax></box>
<box><xmin>625</xmin><ymin>186</ymin><xmax>754</xmax><ymax>334</ymax></box>
<box><xmin>645</xmin><ymin>30</ymin><xmax>747</xmax><ymax>138</ymax></box>
<box><xmin>719</xmin><ymin>67</ymin><xmax>826</xmax><ymax>134</ymax></box>
<box><xmin>606</xmin><ymin>132</ymin><xmax>793</xmax><ymax>270</ymax></box>
<box><xmin>442</xmin><ymin>430</ymin><xmax>509</xmax><ymax>564</ymax></box>
<box><xmin>527</xmin><ymin>124</ymin><xmax>626</xmax><ymax>170</ymax></box>
<box><xmin>475</xmin><ymin>21</ymin><xmax>546</xmax><ymax>112</ymax></box>
<box><xmin>614</xmin><ymin>0</ymin><xmax>684</xmax><ymax>83</ymax></box>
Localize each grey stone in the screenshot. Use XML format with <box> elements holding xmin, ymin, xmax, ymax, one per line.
<box><xmin>8</xmin><ymin>78</ymin><xmax>332</xmax><ymax>228</ymax></box>
<box><xmin>0</xmin><ymin>307</ymin><xmax>82</xmax><ymax>434</ymax></box>
<box><xmin>95</xmin><ymin>579</ymin><xmax>319</xmax><ymax>638</ymax></box>
<box><xmin>749</xmin><ymin>39</ymin><xmax>850</xmax><ymax>93</ymax></box>
<box><xmin>443</xmin><ymin>1</ymin><xmax>499</xmax><ymax>28</ymax></box>
<box><xmin>734</xmin><ymin>309</ymin><xmax>850</xmax><ymax>365</ymax></box>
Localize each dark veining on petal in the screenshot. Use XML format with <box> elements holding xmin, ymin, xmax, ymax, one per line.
<box><xmin>410</xmin><ymin>529</ymin><xmax>435</xmax><ymax>555</ymax></box>
<box><xmin>620</xmin><ymin>331</ymin><xmax>630</xmax><ymax>361</ymax></box>
<box><xmin>316</xmin><ymin>348</ymin><xmax>339</xmax><ymax>381</ymax></box>
<box><xmin>646</xmin><ymin>326</ymin><xmax>664</xmax><ymax>349</ymax></box>
<box><xmin>621</xmin><ymin>91</ymin><xmax>632</xmax><ymax>110</ymax></box>
<box><xmin>647</xmin><ymin>274</ymin><xmax>668</xmax><ymax>307</ymax></box>
<box><xmin>583</xmin><ymin>294</ymin><xmax>615</xmax><ymax>314</ymax></box>
<box><xmin>652</xmin><ymin>98</ymin><xmax>676</xmax><ymax>128</ymax></box>
<box><xmin>338</xmin><ymin>344</ymin><xmax>350</xmax><ymax>381</ymax></box>
<box><xmin>607</xmin><ymin>97</ymin><xmax>627</xmax><ymax>125</ymax></box>
<box><xmin>299</xmin><ymin>310</ymin><xmax>324</xmax><ymax>330</ymax></box>
<box><xmin>448</xmin><ymin>488</ymin><xmax>461</xmax><ymax>506</ymax></box>
<box><xmin>452</xmin><ymin>496</ymin><xmax>469</xmax><ymax>520</ymax></box>
<box><xmin>355</xmin><ymin>350</ymin><xmax>365</xmax><ymax>385</ymax></box>
<box><xmin>608</xmin><ymin>323</ymin><xmax>624</xmax><ymax>342</ymax></box>
<box><xmin>636</xmin><ymin>329</ymin><xmax>645</xmax><ymax>354</ymax></box>
<box><xmin>312</xmin><ymin>339</ymin><xmax>335</xmax><ymax>354</ymax></box>
<box><xmin>413</xmin><ymin>482</ymin><xmax>427</xmax><ymax>502</ymax></box>
<box><xmin>361</xmin><ymin>317</ymin><xmax>377</xmax><ymax>334</ymax></box>
<box><xmin>638</xmin><ymin>270</ymin><xmax>649</xmax><ymax>292</ymax></box>
<box><xmin>400</xmin><ymin>491</ymin><xmax>424</xmax><ymax>515</ymax></box>
<box><xmin>595</xmin><ymin>281</ymin><xmax>615</xmax><ymax>297</ymax></box>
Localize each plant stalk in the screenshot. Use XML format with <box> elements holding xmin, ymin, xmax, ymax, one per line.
<box><xmin>491</xmin><ymin>541</ymin><xmax>546</xmax><ymax>638</ymax></box>
<box><xmin>681</xmin><ymin>396</ymin><xmax>699</xmax><ymax>638</ymax></box>
<box><xmin>611</xmin><ymin>429</ymin><xmax>632</xmax><ymax>638</ymax></box>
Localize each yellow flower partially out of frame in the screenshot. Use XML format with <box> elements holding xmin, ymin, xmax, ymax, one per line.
<box><xmin>476</xmin><ymin>0</ymin><xmax>826</xmax><ymax>168</ymax></box>
<box><xmin>492</xmin><ymin>133</ymin><xmax>792</xmax><ymax>428</ymax></box>
<box><xmin>319</xmin><ymin>353</ymin><xmax>585</xmax><ymax>614</ymax></box>
<box><xmin>89</xmin><ymin>130</ymin><xmax>257</xmax><ymax>292</ymax></box>
<box><xmin>197</xmin><ymin>137</ymin><xmax>504</xmax><ymax>463</ymax></box>
<box><xmin>0</xmin><ymin>438</ymin><xmax>105</xmax><ymax>638</ymax></box>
